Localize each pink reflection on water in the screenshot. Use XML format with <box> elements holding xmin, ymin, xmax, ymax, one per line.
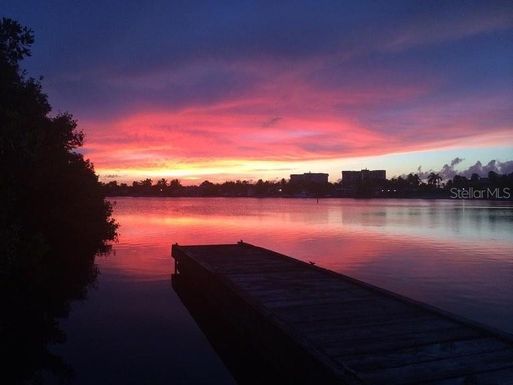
<box><xmin>101</xmin><ymin>197</ymin><xmax>513</xmax><ymax>333</ymax></box>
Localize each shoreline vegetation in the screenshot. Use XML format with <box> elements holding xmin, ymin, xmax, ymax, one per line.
<box><xmin>1</xmin><ymin>18</ymin><xmax>117</xmax><ymax>384</ymax></box>
<box><xmin>102</xmin><ymin>172</ymin><xmax>513</xmax><ymax>200</ymax></box>
<box><xmin>1</xmin><ymin>16</ymin><xmax>117</xmax><ymax>270</ymax></box>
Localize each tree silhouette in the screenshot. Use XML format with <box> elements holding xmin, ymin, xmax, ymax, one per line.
<box><xmin>427</xmin><ymin>172</ymin><xmax>442</xmax><ymax>188</ymax></box>
<box><xmin>406</xmin><ymin>173</ymin><xmax>421</xmax><ymax>187</ymax></box>
<box><xmin>0</xmin><ymin>18</ymin><xmax>118</xmax><ymax>383</ymax></box>
<box><xmin>0</xmin><ymin>17</ymin><xmax>117</xmax><ymax>268</ymax></box>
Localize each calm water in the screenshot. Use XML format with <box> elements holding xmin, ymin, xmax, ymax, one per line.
<box><xmin>52</xmin><ymin>197</ymin><xmax>513</xmax><ymax>384</ymax></box>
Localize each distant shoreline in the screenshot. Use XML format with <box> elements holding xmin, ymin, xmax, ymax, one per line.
<box><xmin>105</xmin><ymin>194</ymin><xmax>513</xmax><ymax>201</ymax></box>
<box><xmin>102</xmin><ymin>173</ymin><xmax>512</xmax><ymax>201</ymax></box>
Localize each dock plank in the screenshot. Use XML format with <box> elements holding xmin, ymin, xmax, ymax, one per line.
<box><xmin>358</xmin><ymin>350</ymin><xmax>513</xmax><ymax>385</ymax></box>
<box><xmin>323</xmin><ymin>328</ymin><xmax>481</xmax><ymax>357</ymax></box>
<box><xmin>420</xmin><ymin>367</ymin><xmax>513</xmax><ymax>385</ymax></box>
<box><xmin>342</xmin><ymin>337</ymin><xmax>511</xmax><ymax>371</ymax></box>
<box><xmin>172</xmin><ymin>243</ymin><xmax>513</xmax><ymax>385</ymax></box>
<box><xmin>308</xmin><ymin>317</ymin><xmax>458</xmax><ymax>344</ymax></box>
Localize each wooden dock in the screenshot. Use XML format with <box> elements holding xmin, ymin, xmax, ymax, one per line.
<box><xmin>171</xmin><ymin>242</ymin><xmax>513</xmax><ymax>385</ymax></box>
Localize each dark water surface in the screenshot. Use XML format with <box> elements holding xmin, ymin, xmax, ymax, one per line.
<box><xmin>51</xmin><ymin>198</ymin><xmax>513</xmax><ymax>384</ymax></box>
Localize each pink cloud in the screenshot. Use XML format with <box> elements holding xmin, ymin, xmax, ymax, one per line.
<box><xmin>76</xmin><ymin>54</ymin><xmax>512</xmax><ymax>181</ymax></box>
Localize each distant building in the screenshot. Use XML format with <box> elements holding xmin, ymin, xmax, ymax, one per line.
<box><xmin>341</xmin><ymin>171</ymin><xmax>361</xmax><ymax>187</ymax></box>
<box><xmin>290</xmin><ymin>172</ymin><xmax>329</xmax><ymax>184</ymax></box>
<box><xmin>341</xmin><ymin>169</ymin><xmax>386</xmax><ymax>187</ymax></box>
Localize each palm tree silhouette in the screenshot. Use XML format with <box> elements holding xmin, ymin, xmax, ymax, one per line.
<box><xmin>428</xmin><ymin>172</ymin><xmax>442</xmax><ymax>188</ymax></box>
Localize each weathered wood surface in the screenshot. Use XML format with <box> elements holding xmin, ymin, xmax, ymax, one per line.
<box><xmin>172</xmin><ymin>242</ymin><xmax>513</xmax><ymax>385</ymax></box>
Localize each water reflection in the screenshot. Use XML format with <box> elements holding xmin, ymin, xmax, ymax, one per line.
<box><xmin>1</xmin><ymin>248</ymin><xmax>101</xmax><ymax>384</ymax></box>
<box><xmin>110</xmin><ymin>197</ymin><xmax>513</xmax><ymax>333</ymax></box>
<box><xmin>25</xmin><ymin>197</ymin><xmax>512</xmax><ymax>385</ymax></box>
<box><xmin>172</xmin><ymin>274</ymin><xmax>285</xmax><ymax>385</ymax></box>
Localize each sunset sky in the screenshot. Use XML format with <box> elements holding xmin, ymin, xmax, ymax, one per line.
<box><xmin>4</xmin><ymin>0</ymin><xmax>513</xmax><ymax>183</ymax></box>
